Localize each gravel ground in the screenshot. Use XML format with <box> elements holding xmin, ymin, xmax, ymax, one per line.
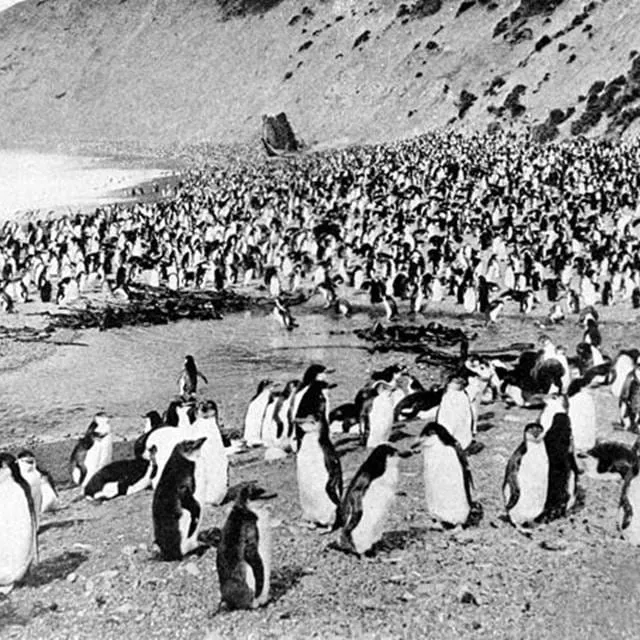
<box><xmin>2</xmin><ymin>305</ymin><xmax>640</xmax><ymax>639</ymax></box>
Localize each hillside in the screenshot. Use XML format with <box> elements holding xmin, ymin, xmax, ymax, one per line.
<box><xmin>0</xmin><ymin>0</ymin><xmax>639</xmax><ymax>150</ymax></box>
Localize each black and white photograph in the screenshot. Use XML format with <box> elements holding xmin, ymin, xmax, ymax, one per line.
<box><xmin>0</xmin><ymin>0</ymin><xmax>639</xmax><ymax>638</ymax></box>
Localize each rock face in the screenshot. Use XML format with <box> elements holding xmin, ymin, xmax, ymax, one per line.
<box><xmin>0</xmin><ymin>0</ymin><xmax>639</xmax><ymax>147</ymax></box>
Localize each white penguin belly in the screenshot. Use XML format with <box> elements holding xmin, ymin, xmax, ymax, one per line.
<box><xmin>621</xmin><ymin>475</ymin><xmax>640</xmax><ymax>545</ymax></box>
<box><xmin>366</xmin><ymin>396</ymin><xmax>394</xmax><ymax>448</ymax></box>
<box><xmin>244</xmin><ymin>395</ymin><xmax>269</xmax><ymax>445</ymax></box>
<box><xmin>569</xmin><ymin>391</ymin><xmax>596</xmax><ymax>452</ymax></box>
<box><xmin>178</xmin><ymin>508</ymin><xmax>199</xmax><ymax>556</ymax></box>
<box><xmin>296</xmin><ymin>438</ymin><xmax>335</xmax><ymax>526</ymax></box>
<box><xmin>423</xmin><ymin>445</ymin><xmax>469</xmax><ymax>526</ymax></box>
<box><xmin>0</xmin><ymin>483</ymin><xmax>35</xmax><ymax>589</ymax></box>
<box><xmin>351</xmin><ymin>469</ymin><xmax>398</xmax><ymax>554</ymax></box>
<box><xmin>437</xmin><ymin>392</ymin><xmax>473</xmax><ymax>449</ymax></box>
<box><xmin>261</xmin><ymin>403</ymin><xmax>279</xmax><ymax>448</ymax></box>
<box><xmin>83</xmin><ymin>444</ymin><xmax>102</xmax><ymax>488</ymax></box>
<box><xmin>611</xmin><ymin>358</ymin><xmax>633</xmax><ymax>399</ymax></box>
<box><xmin>507</xmin><ymin>447</ymin><xmax>548</xmax><ymax>525</ymax></box>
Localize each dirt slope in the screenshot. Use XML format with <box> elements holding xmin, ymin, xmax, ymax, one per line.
<box><xmin>0</xmin><ymin>0</ymin><xmax>638</xmax><ymax>149</ymax></box>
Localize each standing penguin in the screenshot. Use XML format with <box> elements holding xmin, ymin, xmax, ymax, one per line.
<box><xmin>618</xmin><ymin>440</ymin><xmax>640</xmax><ymax>545</ymax></box>
<box><xmin>540</xmin><ymin>413</ymin><xmax>581</xmax><ymax>522</ymax></box>
<box><xmin>69</xmin><ymin>413</ymin><xmax>113</xmax><ymax>488</ymax></box>
<box><xmin>16</xmin><ymin>451</ymin><xmax>58</xmax><ymax>515</ymax></box>
<box><xmin>133</xmin><ymin>410</ymin><xmax>164</xmax><ymax>459</ymax></box>
<box><xmin>152</xmin><ymin>437</ymin><xmax>207</xmax><ymax>560</ymax></box>
<box><xmin>0</xmin><ymin>453</ymin><xmax>38</xmax><ymax>594</ymax></box>
<box><xmin>435</xmin><ymin>376</ymin><xmax>475</xmax><ymax>450</ymax></box>
<box><xmin>216</xmin><ymin>484</ymin><xmax>272</xmax><ymax>610</ymax></box>
<box><xmin>16</xmin><ymin>451</ymin><xmax>43</xmax><ymax>525</ymax></box>
<box><xmin>191</xmin><ymin>399</ymin><xmax>228</xmax><ymax>506</ymax></box>
<box><xmin>420</xmin><ymin>422</ymin><xmax>482</xmax><ymax>528</ymax></box>
<box><xmin>503</xmin><ymin>423</ymin><xmax>549</xmax><ymax>527</ymax></box>
<box><xmin>243</xmin><ymin>380</ymin><xmax>274</xmax><ymax>447</ymax></box>
<box><xmin>334</xmin><ymin>444</ymin><xmax>403</xmax><ymax>557</ymax></box>
<box><xmin>619</xmin><ymin>356</ymin><xmax>640</xmax><ymax>433</ymax></box>
<box><xmin>295</xmin><ymin>415</ymin><xmax>342</xmax><ymax>527</ymax></box>
<box><xmin>178</xmin><ymin>355</ymin><xmax>208</xmax><ymax>399</ymax></box>
<box><xmin>567</xmin><ymin>378</ymin><xmax>597</xmax><ymax>453</ymax></box>
<box><xmin>363</xmin><ymin>381</ymin><xmax>395</xmax><ymax>449</ymax></box>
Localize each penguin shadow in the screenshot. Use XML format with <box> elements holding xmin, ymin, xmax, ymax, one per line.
<box><xmin>0</xmin><ymin>599</ymin><xmax>53</xmax><ymax>631</ymax></box>
<box><xmin>377</xmin><ymin>527</ymin><xmax>429</xmax><ymax>553</ymax></box>
<box><xmin>476</xmin><ymin>422</ymin><xmax>496</xmax><ymax>433</ymax></box>
<box><xmin>39</xmin><ymin>518</ymin><xmax>88</xmax><ymax>534</ymax></box>
<box><xmin>478</xmin><ymin>412</ymin><xmax>495</xmax><ymax>421</ymax></box>
<box><xmin>269</xmin><ymin>566</ymin><xmax>307</xmax><ymax>602</ymax></box>
<box><xmin>23</xmin><ymin>550</ymin><xmax>89</xmax><ymax>588</ymax></box>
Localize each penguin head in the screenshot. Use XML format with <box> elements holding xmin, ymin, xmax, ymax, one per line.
<box><xmin>283</xmin><ymin>379</ymin><xmax>300</xmax><ymax>397</ymax></box>
<box><xmin>144</xmin><ymin>410</ymin><xmax>163</xmax><ymax>433</ymax></box>
<box><xmin>418</xmin><ymin>422</ymin><xmax>456</xmax><ymax>449</ymax></box>
<box><xmin>256</xmin><ymin>379</ymin><xmax>274</xmax><ymax>395</ymax></box>
<box><xmin>523</xmin><ymin>422</ymin><xmax>544</xmax><ymax>444</ymax></box>
<box><xmin>0</xmin><ymin>452</ymin><xmax>18</xmax><ymax>483</ymax></box>
<box><xmin>91</xmin><ymin>412</ymin><xmax>111</xmax><ymax>436</ymax></box>
<box><xmin>176</xmin><ymin>437</ymin><xmax>207</xmax><ymax>460</ymax></box>
<box><xmin>197</xmin><ymin>399</ymin><xmax>219</xmax><ymax>421</ymax></box>
<box><xmin>301</xmin><ymin>364</ymin><xmax>330</xmax><ymax>385</ymax></box>
<box><xmin>295</xmin><ymin>416</ymin><xmax>322</xmax><ymax>434</ymax></box>
<box><xmin>16</xmin><ymin>450</ymin><xmax>37</xmax><ymax>474</ymax></box>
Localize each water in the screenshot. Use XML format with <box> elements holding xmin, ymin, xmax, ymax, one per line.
<box><xmin>0</xmin><ymin>149</ymin><xmax>171</xmax><ymax>218</ymax></box>
<box><xmin>0</xmin><ymin>306</ymin><xmax>396</xmax><ymax>445</ymax></box>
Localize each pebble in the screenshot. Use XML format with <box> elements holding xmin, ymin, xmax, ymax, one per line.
<box><xmin>121</xmin><ymin>545</ymin><xmax>137</xmax><ymax>557</ymax></box>
<box><xmin>66</xmin><ymin>573</ymin><xmax>77</xmax><ymax>583</ymax></box>
<box><xmin>97</xmin><ymin>570</ymin><xmax>119</xmax><ymax>581</ymax></box>
<box><xmin>184</xmin><ymin>563</ymin><xmax>201</xmax><ymax>577</ymax></box>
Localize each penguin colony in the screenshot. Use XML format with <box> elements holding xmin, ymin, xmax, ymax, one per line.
<box><xmin>6</xmin><ymin>132</ymin><xmax>640</xmax><ymax>615</ymax></box>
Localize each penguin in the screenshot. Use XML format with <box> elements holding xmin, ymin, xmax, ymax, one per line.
<box><xmin>587</xmin><ymin>441</ymin><xmax>636</xmax><ymax>478</ymax></box>
<box><xmin>216</xmin><ymin>484</ymin><xmax>271</xmax><ymax>610</ymax></box>
<box><xmin>292</xmin><ymin>364</ymin><xmax>334</xmax><ymax>426</ymax></box>
<box><xmin>435</xmin><ymin>377</ymin><xmax>475</xmax><ymax>450</ymax></box>
<box><xmin>334</xmin><ymin>444</ymin><xmax>403</xmax><ymax>557</ymax></box>
<box><xmin>191</xmin><ymin>399</ymin><xmax>228</xmax><ymax>505</ymax></box>
<box><xmin>363</xmin><ymin>380</ymin><xmax>395</xmax><ymax>449</ymax></box>
<box><xmin>178</xmin><ymin>355</ymin><xmax>208</xmax><ymax>399</ymax></box>
<box><xmin>619</xmin><ymin>440</ymin><xmax>640</xmax><ymax>545</ymax></box>
<box><xmin>16</xmin><ymin>451</ymin><xmax>58</xmax><ymax>515</ymax></box>
<box><xmin>295</xmin><ymin>415</ymin><xmax>342</xmax><ymax>527</ymax></box>
<box><xmin>486</xmin><ymin>299</ymin><xmax>504</xmax><ymax>324</ymax></box>
<box><xmin>567</xmin><ymin>378</ymin><xmax>597</xmax><ymax>453</ymax></box>
<box><xmin>328</xmin><ymin>402</ymin><xmax>359</xmax><ymax>434</ymax></box>
<box><xmin>69</xmin><ymin>413</ymin><xmax>113</xmax><ymax>488</ymax></box>
<box><xmin>610</xmin><ymin>350</ymin><xmax>638</xmax><ymax>402</ymax></box>
<box><xmin>503</xmin><ymin>423</ymin><xmax>549</xmax><ymax>527</ymax></box>
<box><xmin>133</xmin><ymin>410</ymin><xmax>164</xmax><ymax>459</ymax></box>
<box><xmin>84</xmin><ymin>456</ymin><xmax>157</xmax><ymax>500</ymax></box>
<box><xmin>16</xmin><ymin>451</ymin><xmax>43</xmax><ymax>525</ymax></box>
<box><xmin>335</xmin><ymin>297</ymin><xmax>353</xmax><ymax>318</ymax></box>
<box><xmin>273</xmin><ymin>297</ymin><xmax>298</xmax><ymax>331</ymax></box>
<box><xmin>243</xmin><ymin>380</ymin><xmax>274</xmax><ymax>447</ymax></box>
<box><xmin>547</xmin><ymin>303</ymin><xmax>564</xmax><ymax>324</ymax></box>
<box><xmin>539</xmin><ymin>413</ymin><xmax>581</xmax><ymax>522</ymax></box>
<box><xmin>619</xmin><ymin>357</ymin><xmax>640</xmax><ymax>433</ymax></box>
<box><xmin>566</xmin><ymin>289</ymin><xmax>580</xmax><ymax>314</ymax></box>
<box><xmin>152</xmin><ymin>437</ymin><xmax>207</xmax><ymax>560</ymax></box>
<box><xmin>539</xmin><ymin>393</ymin><xmax>569</xmax><ymax>434</ymax></box>
<box><xmin>382</xmin><ymin>293</ymin><xmax>399</xmax><ymax>321</ymax></box>
<box><xmin>420</xmin><ymin>422</ymin><xmax>482</xmax><ymax>528</ymax></box>
<box><xmin>0</xmin><ymin>453</ymin><xmax>38</xmax><ymax>594</ymax></box>
<box><xmin>583</xmin><ymin>317</ymin><xmax>602</xmax><ymax>348</ymax></box>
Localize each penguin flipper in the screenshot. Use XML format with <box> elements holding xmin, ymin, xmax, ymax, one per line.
<box><xmin>323</xmin><ymin>446</ymin><xmax>343</xmax><ymax>507</ymax></box>
<box><xmin>334</xmin><ymin>475</ymin><xmax>366</xmax><ymax>533</ymax></box>
<box><xmin>620</xmin><ymin>463</ymin><xmax>638</xmax><ymax>531</ymax></box>
<box><xmin>243</xmin><ymin>523</ymin><xmax>265</xmax><ymax>598</ymax></box>
<box><xmin>503</xmin><ymin>446</ymin><xmax>524</xmax><ymax>511</ymax></box>
<box><xmin>179</xmin><ymin>485</ymin><xmax>201</xmax><ymax>538</ymax></box>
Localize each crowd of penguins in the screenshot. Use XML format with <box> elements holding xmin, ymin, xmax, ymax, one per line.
<box><xmin>4</xmin><ymin>129</ymin><xmax>640</xmax><ymax>609</ymax></box>
<box><xmin>4</xmin><ymin>308</ymin><xmax>640</xmax><ymax>609</ymax></box>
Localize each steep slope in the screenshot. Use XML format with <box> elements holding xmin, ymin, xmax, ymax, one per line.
<box><xmin>0</xmin><ymin>0</ymin><xmax>638</xmax><ymax>149</ymax></box>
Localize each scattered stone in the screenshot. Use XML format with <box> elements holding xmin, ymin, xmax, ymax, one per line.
<box><xmin>121</xmin><ymin>545</ymin><xmax>137</xmax><ymax>557</ymax></box>
<box><xmin>184</xmin><ymin>563</ymin><xmax>201</xmax><ymax>578</ymax></box>
<box><xmin>113</xmin><ymin>603</ymin><xmax>134</xmax><ymax>616</ymax></box>
<box><xmin>540</xmin><ymin>538</ymin><xmax>568</xmax><ymax>552</ymax></box>
<box><xmin>400</xmin><ymin>591</ymin><xmax>416</xmax><ymax>602</ymax></box>
<box><xmin>96</xmin><ymin>570</ymin><xmax>118</xmax><ymax>581</ymax></box>
<box><xmin>459</xmin><ymin>590</ymin><xmax>479</xmax><ymax>605</ymax></box>
<box><xmin>66</xmin><ymin>572</ymin><xmax>77</xmax><ymax>583</ymax></box>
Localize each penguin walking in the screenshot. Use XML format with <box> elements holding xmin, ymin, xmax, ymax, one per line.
<box><xmin>540</xmin><ymin>413</ymin><xmax>581</xmax><ymax>522</ymax></box>
<box><xmin>152</xmin><ymin>437</ymin><xmax>207</xmax><ymax>560</ymax></box>
<box><xmin>0</xmin><ymin>453</ymin><xmax>38</xmax><ymax>594</ymax></box>
<box><xmin>334</xmin><ymin>444</ymin><xmax>403</xmax><ymax>557</ymax></box>
<box><xmin>84</xmin><ymin>457</ymin><xmax>157</xmax><ymax>500</ymax></box>
<box><xmin>503</xmin><ymin>423</ymin><xmax>549</xmax><ymax>527</ymax></box>
<box><xmin>178</xmin><ymin>355</ymin><xmax>208</xmax><ymax>399</ymax></box>
<box><xmin>420</xmin><ymin>422</ymin><xmax>482</xmax><ymax>528</ymax></box>
<box><xmin>618</xmin><ymin>441</ymin><xmax>640</xmax><ymax>545</ymax></box>
<box><xmin>216</xmin><ymin>484</ymin><xmax>272</xmax><ymax>610</ymax></box>
<box><xmin>69</xmin><ymin>413</ymin><xmax>113</xmax><ymax>488</ymax></box>
<box><xmin>295</xmin><ymin>416</ymin><xmax>342</xmax><ymax>527</ymax></box>
<box><xmin>273</xmin><ymin>297</ymin><xmax>298</xmax><ymax>331</ymax></box>
<box><xmin>244</xmin><ymin>380</ymin><xmax>274</xmax><ymax>447</ymax></box>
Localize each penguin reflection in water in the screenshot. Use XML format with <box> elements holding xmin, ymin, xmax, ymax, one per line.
<box><xmin>152</xmin><ymin>437</ymin><xmax>207</xmax><ymax>561</ymax></box>
<box><xmin>0</xmin><ymin>453</ymin><xmax>38</xmax><ymax>594</ymax></box>
<box><xmin>333</xmin><ymin>444</ymin><xmax>407</xmax><ymax>557</ymax></box>
<box><xmin>420</xmin><ymin>422</ymin><xmax>482</xmax><ymax>529</ymax></box>
<box><xmin>217</xmin><ymin>484</ymin><xmax>271</xmax><ymax>610</ymax></box>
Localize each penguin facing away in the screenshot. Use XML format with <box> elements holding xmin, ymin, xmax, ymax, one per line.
<box><xmin>152</xmin><ymin>437</ymin><xmax>207</xmax><ymax>560</ymax></box>
<box><xmin>216</xmin><ymin>484</ymin><xmax>272</xmax><ymax>610</ymax></box>
<box><xmin>420</xmin><ymin>422</ymin><xmax>482</xmax><ymax>528</ymax></box>
<box><xmin>334</xmin><ymin>444</ymin><xmax>404</xmax><ymax>557</ymax></box>
<box><xmin>295</xmin><ymin>416</ymin><xmax>343</xmax><ymax>527</ymax></box>
<box><xmin>0</xmin><ymin>453</ymin><xmax>38</xmax><ymax>594</ymax></box>
<box><xmin>69</xmin><ymin>413</ymin><xmax>113</xmax><ymax>488</ymax></box>
<box><xmin>503</xmin><ymin>423</ymin><xmax>549</xmax><ymax>527</ymax></box>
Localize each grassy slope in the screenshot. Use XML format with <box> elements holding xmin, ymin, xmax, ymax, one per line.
<box><xmin>0</xmin><ymin>0</ymin><xmax>638</xmax><ymax>149</ymax></box>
